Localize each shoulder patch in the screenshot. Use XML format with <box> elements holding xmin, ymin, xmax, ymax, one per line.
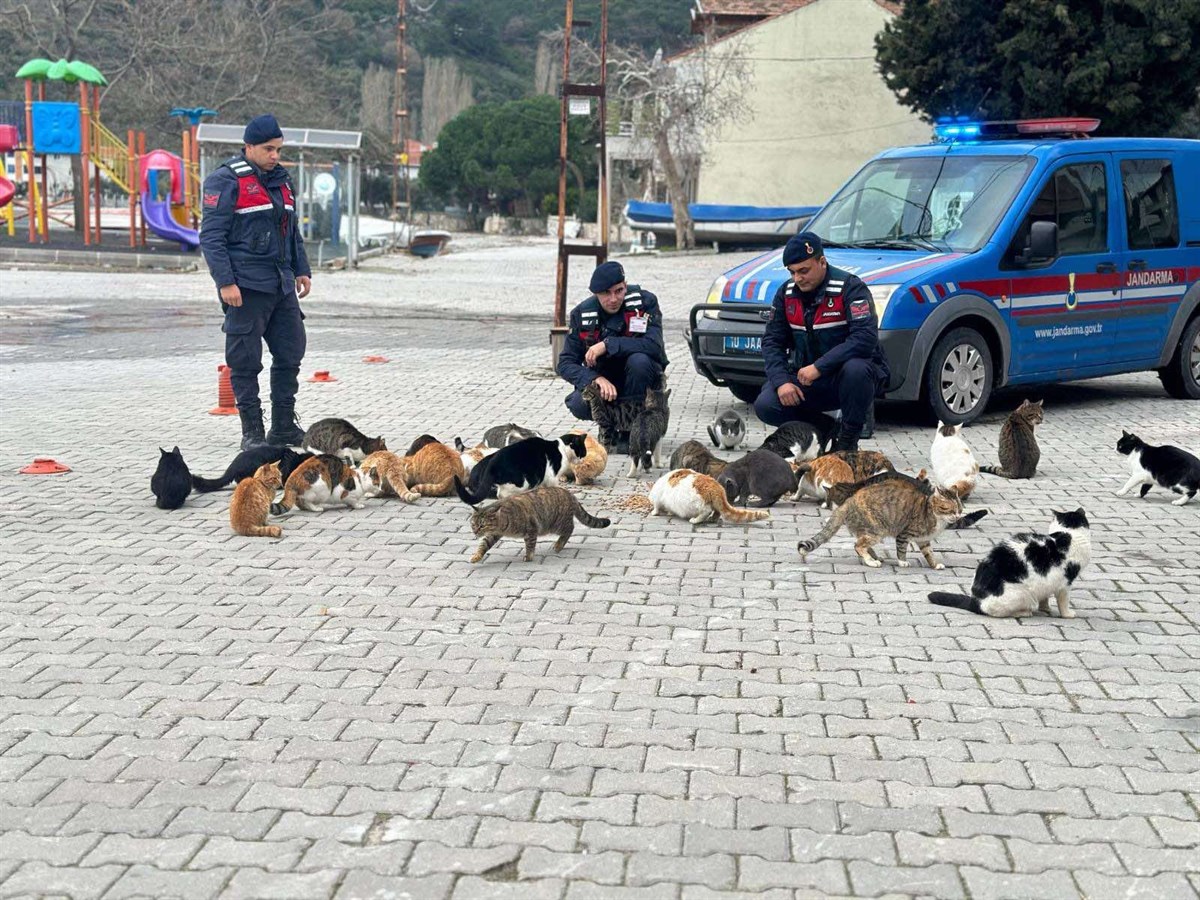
<box><xmin>203</xmin><ymin>192</ymin><xmax>221</xmax><ymax>208</ymax></box>
<box><xmin>848</xmin><ymin>297</ymin><xmax>872</xmax><ymax>321</ymax></box>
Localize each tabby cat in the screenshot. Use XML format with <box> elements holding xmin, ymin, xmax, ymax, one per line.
<box><xmin>360</xmin><ymin>450</ymin><xmax>408</xmax><ymax>500</ymax></box>
<box><xmin>649</xmin><ymin>469</ymin><xmax>772</xmax><ymax>525</ymax></box>
<box><xmin>668</xmin><ymin>440</ymin><xmax>728</xmax><ymax>478</ymax></box>
<box><xmin>563</xmin><ymin>430</ymin><xmax>608</xmax><ymax>485</ymax></box>
<box><xmin>930</xmin><ymin>509</ymin><xmax>1091</xmax><ymax>617</ymax></box>
<box><xmin>824</xmin><ymin>470</ymin><xmax>992</xmax><ymax>530</ymax></box>
<box><xmin>628</xmin><ymin>387</ymin><xmax>671</xmax><ymax>476</ymax></box>
<box><xmin>793</xmin><ymin>450</ymin><xmax>895</xmax><ymax>507</ymax></box>
<box><xmin>482</xmin><ymin>423</ymin><xmax>542</xmax><ymax>449</ymax></box>
<box><xmin>270</xmin><ymin>454</ymin><xmax>368</xmax><ymax>514</ymax></box>
<box><xmin>931</xmin><ymin>421</ymin><xmax>980</xmax><ymax>500</ymax></box>
<box><xmin>797</xmin><ymin>476</ymin><xmax>962</xmax><ymax>568</ymax></box>
<box><xmin>362</xmin><ymin>442</ymin><xmax>466</xmax><ymax>502</ymax></box>
<box><xmin>151</xmin><ymin>446</ymin><xmax>192</xmax><ymax>510</ymax></box>
<box><xmin>981</xmin><ymin>399</ymin><xmax>1043</xmax><ymax>479</ymax></box>
<box><xmin>581</xmin><ymin>383</ymin><xmax>641</xmax><ymax>449</ymax></box>
<box><xmin>466</xmin><ymin>486</ymin><xmax>611</xmax><ymax>563</ymax></box>
<box><xmin>230</xmin><ymin>462</ymin><xmax>283</xmax><ymax>538</ymax></box>
<box><xmin>302</xmin><ymin>418</ymin><xmax>387</xmax><ymax>462</ymax></box>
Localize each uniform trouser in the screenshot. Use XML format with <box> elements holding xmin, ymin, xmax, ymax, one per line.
<box><xmin>564</xmin><ymin>352</ymin><xmax>664</xmax><ymax>421</ymax></box>
<box><xmin>753</xmin><ymin>357</ymin><xmax>882</xmax><ymax>433</ymax></box>
<box><xmin>222</xmin><ymin>286</ymin><xmax>307</xmax><ymax>409</ymax></box>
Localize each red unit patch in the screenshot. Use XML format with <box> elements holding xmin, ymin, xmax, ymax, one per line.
<box><xmin>849</xmin><ymin>297</ymin><xmax>871</xmax><ymax>321</ymax></box>
<box><xmin>203</xmin><ymin>192</ymin><xmax>220</xmax><ymax>208</ymax></box>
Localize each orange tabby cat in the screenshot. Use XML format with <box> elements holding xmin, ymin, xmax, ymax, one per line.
<box><xmin>366</xmin><ymin>441</ymin><xmax>466</xmax><ymax>503</ymax></box>
<box><xmin>793</xmin><ymin>451</ymin><xmax>895</xmax><ymax>507</ymax></box>
<box><xmin>230</xmin><ymin>462</ymin><xmax>283</xmax><ymax>538</ymax></box>
<box><xmin>360</xmin><ymin>450</ymin><xmax>407</xmax><ymax>499</ymax></box>
<box><xmin>563</xmin><ymin>430</ymin><xmax>608</xmax><ymax>485</ymax></box>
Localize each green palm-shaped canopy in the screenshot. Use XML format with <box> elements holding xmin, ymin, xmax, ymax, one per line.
<box><xmin>15</xmin><ymin>58</ymin><xmax>107</xmax><ymax>85</ymax></box>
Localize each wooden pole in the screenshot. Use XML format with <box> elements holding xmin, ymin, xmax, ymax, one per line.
<box><xmin>127</xmin><ymin>129</ymin><xmax>136</xmax><ymax>248</ymax></box>
<box><xmin>79</xmin><ymin>82</ymin><xmax>91</xmax><ymax>246</ymax></box>
<box><xmin>137</xmin><ymin>131</ymin><xmax>146</xmax><ymax>247</ymax></box>
<box><xmin>93</xmin><ymin>87</ymin><xmax>102</xmax><ymax>245</ymax></box>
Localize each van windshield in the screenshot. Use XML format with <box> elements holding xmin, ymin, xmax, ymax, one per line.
<box><xmin>808</xmin><ymin>154</ymin><xmax>1034</xmax><ymax>253</ymax></box>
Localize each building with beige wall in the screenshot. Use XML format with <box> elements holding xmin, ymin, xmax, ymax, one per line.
<box><xmin>682</xmin><ymin>0</ymin><xmax>931</xmax><ymax>207</ymax></box>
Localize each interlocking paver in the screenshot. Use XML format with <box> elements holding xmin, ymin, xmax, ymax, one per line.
<box><xmin>2</xmin><ymin>242</ymin><xmax>1198</xmax><ymax>898</ymax></box>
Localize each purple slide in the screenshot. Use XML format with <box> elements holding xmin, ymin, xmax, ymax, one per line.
<box><xmin>141</xmin><ymin>191</ymin><xmax>200</xmax><ymax>250</ymax></box>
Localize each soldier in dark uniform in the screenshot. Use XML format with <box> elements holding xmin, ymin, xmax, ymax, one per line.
<box><xmin>200</xmin><ymin>114</ymin><xmax>312</xmax><ymax>451</ymax></box>
<box><xmin>557</xmin><ymin>261</ymin><xmax>668</xmax><ymax>442</ymax></box>
<box><xmin>754</xmin><ymin>232</ymin><xmax>889</xmax><ymax>452</ymax></box>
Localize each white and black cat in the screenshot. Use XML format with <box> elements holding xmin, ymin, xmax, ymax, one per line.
<box><xmin>717</xmin><ymin>449</ymin><xmax>797</xmax><ymax>508</ymax></box>
<box><xmin>759</xmin><ymin>418</ymin><xmax>835</xmax><ymax>462</ymax></box>
<box><xmin>708</xmin><ymin>409</ymin><xmax>746</xmax><ymax>450</ymax></box>
<box><xmin>454</xmin><ymin>434</ymin><xmax>588</xmax><ymax>504</ymax></box>
<box><xmin>1116</xmin><ymin>430</ymin><xmax>1200</xmax><ymax>506</ymax></box>
<box><xmin>929</xmin><ymin>509</ymin><xmax>1091</xmax><ymax>618</ymax></box>
<box><xmin>151</xmin><ymin>446</ymin><xmax>192</xmax><ymax>510</ymax></box>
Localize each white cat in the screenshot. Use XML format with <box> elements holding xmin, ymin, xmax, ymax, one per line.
<box><xmin>649</xmin><ymin>469</ymin><xmax>771</xmax><ymax>525</ymax></box>
<box><xmin>929</xmin><ymin>509</ymin><xmax>1091</xmax><ymax>618</ymax></box>
<box><xmin>930</xmin><ymin>421</ymin><xmax>979</xmax><ymax>500</ymax></box>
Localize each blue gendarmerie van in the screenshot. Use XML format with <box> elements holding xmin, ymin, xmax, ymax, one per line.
<box><xmin>685</xmin><ymin>118</ymin><xmax>1200</xmax><ymax>423</ymax></box>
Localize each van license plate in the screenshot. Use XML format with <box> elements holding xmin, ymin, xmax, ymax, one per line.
<box><xmin>723</xmin><ymin>336</ymin><xmax>762</xmax><ymax>353</ymax></box>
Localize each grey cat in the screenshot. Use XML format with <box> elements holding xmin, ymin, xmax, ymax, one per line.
<box><xmin>482</xmin><ymin>423</ymin><xmax>542</xmax><ymax>449</ymax></box>
<box><xmin>717</xmin><ymin>448</ymin><xmax>798</xmax><ymax>508</ymax></box>
<box><xmin>628</xmin><ymin>387</ymin><xmax>671</xmax><ymax>476</ymax></box>
<box><xmin>302</xmin><ymin>418</ymin><xmax>387</xmax><ymax>463</ymax></box>
<box><xmin>669</xmin><ymin>439</ymin><xmax>728</xmax><ymax>478</ymax></box>
<box><xmin>708</xmin><ymin>410</ymin><xmax>746</xmax><ymax>450</ymax></box>
<box><xmin>581</xmin><ymin>383</ymin><xmax>641</xmax><ymax>449</ymax></box>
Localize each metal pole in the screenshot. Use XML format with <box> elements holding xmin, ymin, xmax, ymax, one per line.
<box><xmin>598</xmin><ymin>0</ymin><xmax>609</xmax><ymax>248</ymax></box>
<box><xmin>550</xmin><ymin>0</ymin><xmax>575</xmax><ymax>366</ymax></box>
<box><xmin>24</xmin><ymin>79</ymin><xmax>34</xmax><ymax>243</ymax></box>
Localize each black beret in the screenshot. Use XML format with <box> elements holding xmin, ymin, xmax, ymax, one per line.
<box><xmin>782</xmin><ymin>231</ymin><xmax>824</xmax><ymax>266</ymax></box>
<box><xmin>589</xmin><ymin>261</ymin><xmax>626</xmax><ymax>294</ymax></box>
<box><xmin>243</xmin><ymin>114</ymin><xmax>283</xmax><ymax>146</ymax></box>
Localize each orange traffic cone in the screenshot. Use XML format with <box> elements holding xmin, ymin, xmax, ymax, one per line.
<box><xmin>363</xmin><ymin>355</ymin><xmax>389</xmax><ymax>364</ymax></box>
<box><xmin>308</xmin><ymin>370</ymin><xmax>338</xmax><ymax>383</ymax></box>
<box><xmin>20</xmin><ymin>458</ymin><xmax>71</xmax><ymax>475</ymax></box>
<box><xmin>209</xmin><ymin>365</ymin><xmax>238</xmax><ymax>415</ymax></box>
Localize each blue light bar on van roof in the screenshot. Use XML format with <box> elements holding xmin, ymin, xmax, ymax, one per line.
<box><xmin>935</xmin><ymin>117</ymin><xmax>1102</xmax><ymax>142</ymax></box>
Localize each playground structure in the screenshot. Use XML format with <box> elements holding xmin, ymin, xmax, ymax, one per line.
<box><xmin>1</xmin><ymin>58</ymin><xmax>207</xmax><ymax>249</ymax></box>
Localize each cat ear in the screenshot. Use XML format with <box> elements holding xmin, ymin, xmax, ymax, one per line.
<box><xmin>1121</xmin><ymin>429</ymin><xmax>1129</xmax><ymax>438</ymax></box>
<box><xmin>1034</xmin><ymin>399</ymin><xmax>1043</xmax><ymax>407</ymax></box>
<box><xmin>937</xmin><ymin>420</ymin><xmax>945</xmax><ymax>429</ymax></box>
<box><xmin>159</xmin><ymin>447</ymin><xmax>168</xmax><ymax>455</ymax></box>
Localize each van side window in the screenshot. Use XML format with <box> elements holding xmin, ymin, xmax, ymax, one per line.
<box><xmin>1121</xmin><ymin>159</ymin><xmax>1179</xmax><ymax>250</ymax></box>
<box><xmin>1008</xmin><ymin>163</ymin><xmax>1108</xmax><ymax>264</ymax></box>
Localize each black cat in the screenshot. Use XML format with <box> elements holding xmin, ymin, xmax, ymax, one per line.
<box><xmin>192</xmin><ymin>446</ymin><xmax>310</xmax><ymax>492</ymax></box>
<box><xmin>151</xmin><ymin>446</ymin><xmax>192</xmax><ymax>510</ymax></box>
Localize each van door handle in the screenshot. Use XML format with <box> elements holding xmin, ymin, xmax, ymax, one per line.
<box><xmin>1129</xmin><ymin>259</ymin><xmax>1147</xmax><ymax>271</ymax></box>
<box><xmin>1095</xmin><ymin>262</ymin><xmax>1117</xmax><ymax>273</ymax></box>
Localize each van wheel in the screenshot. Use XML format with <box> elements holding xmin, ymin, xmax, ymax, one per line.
<box><xmin>924</xmin><ymin>327</ymin><xmax>993</xmax><ymax>424</ymax></box>
<box><xmin>727</xmin><ymin>382</ymin><xmax>762</xmax><ymax>404</ymax></box>
<box><xmin>1159</xmin><ymin>316</ymin><xmax>1200</xmax><ymax>400</ymax></box>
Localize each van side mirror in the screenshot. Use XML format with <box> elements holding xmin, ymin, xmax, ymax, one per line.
<box><xmin>1028</xmin><ymin>221</ymin><xmax>1058</xmax><ymax>261</ymax></box>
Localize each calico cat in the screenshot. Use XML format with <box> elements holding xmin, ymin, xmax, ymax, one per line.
<box><xmin>482</xmin><ymin>423</ymin><xmax>542</xmax><ymax>449</ymax></box>
<box><xmin>465</xmin><ymin>486</ymin><xmax>611</xmax><ymax>563</ymax></box>
<box><xmin>798</xmin><ymin>477</ymin><xmax>962</xmax><ymax>568</ymax></box>
<box><xmin>581</xmin><ymin>383</ymin><xmax>641</xmax><ymax>449</ymax></box>
<box><xmin>193</xmin><ymin>446</ymin><xmax>311</xmax><ymax>492</ymax></box>
<box><xmin>302</xmin><ymin>418</ymin><xmax>387</xmax><ymax>462</ymax></box>
<box><xmin>708</xmin><ymin>410</ymin><xmax>746</xmax><ymax>450</ymax></box>
<box><xmin>270</xmin><ymin>454</ymin><xmax>368</xmax><ymax>514</ymax></box>
<box><xmin>981</xmin><ymin>399</ymin><xmax>1043</xmax><ymax>479</ymax></box>
<box><xmin>649</xmin><ymin>469</ymin><xmax>772</xmax><ymax>525</ymax></box>
<box><xmin>454</xmin><ymin>434</ymin><xmax>588</xmax><ymax>504</ymax></box>
<box><xmin>563</xmin><ymin>430</ymin><xmax>608</xmax><ymax>485</ymax></box>
<box><xmin>405</xmin><ymin>434</ymin><xmax>441</xmax><ymax>457</ymax></box>
<box><xmin>825</xmin><ymin>470</ymin><xmax>991</xmax><ymax>530</ymax></box>
<box><xmin>453</xmin><ymin>437</ymin><xmax>499</xmax><ymax>475</ymax></box>
<box><xmin>931</xmin><ymin>421</ymin><xmax>980</xmax><ymax>500</ymax></box>
<box><xmin>151</xmin><ymin>446</ymin><xmax>192</xmax><ymax>510</ymax></box>
<box><xmin>930</xmin><ymin>509</ymin><xmax>1091</xmax><ymax>617</ymax></box>
<box><xmin>628</xmin><ymin>387</ymin><xmax>671</xmax><ymax>476</ymax></box>
<box><xmin>718</xmin><ymin>449</ymin><xmax>798</xmax><ymax>508</ymax></box>
<box><xmin>230</xmin><ymin>462</ymin><xmax>283</xmax><ymax>538</ymax></box>
<box><xmin>760</xmin><ymin>418</ymin><xmax>836</xmax><ymax>462</ymax></box>
<box><xmin>1115</xmin><ymin>430</ymin><xmax>1200</xmax><ymax>506</ymax></box>
<box><xmin>364</xmin><ymin>441</ymin><xmax>466</xmax><ymax>503</ymax></box>
<box><xmin>793</xmin><ymin>450</ymin><xmax>895</xmax><ymax>507</ymax></box>
<box><xmin>669</xmin><ymin>440</ymin><xmax>728</xmax><ymax>478</ymax></box>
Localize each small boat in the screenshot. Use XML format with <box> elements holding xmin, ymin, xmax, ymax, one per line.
<box><xmin>409</xmin><ymin>229</ymin><xmax>451</xmax><ymax>258</ymax></box>
<box><xmin>624</xmin><ymin>200</ymin><xmax>819</xmax><ymax>249</ymax></box>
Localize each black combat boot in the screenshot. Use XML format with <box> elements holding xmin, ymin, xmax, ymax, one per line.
<box><xmin>266</xmin><ymin>401</ymin><xmax>307</xmax><ymax>446</ymax></box>
<box><xmin>860</xmin><ymin>401</ymin><xmax>876</xmax><ymax>440</ymax></box>
<box><xmin>832</xmin><ymin>426</ymin><xmax>862</xmax><ymax>453</ymax></box>
<box><xmin>238</xmin><ymin>403</ymin><xmax>268</xmax><ymax>452</ymax></box>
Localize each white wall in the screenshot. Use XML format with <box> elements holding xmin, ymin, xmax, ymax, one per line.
<box><xmin>694</xmin><ymin>0</ymin><xmax>930</xmax><ymax>207</ymax></box>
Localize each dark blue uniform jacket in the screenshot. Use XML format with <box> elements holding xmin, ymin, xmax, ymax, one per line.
<box><xmin>556</xmin><ymin>285</ymin><xmax>669</xmax><ymax>389</ymax></box>
<box><xmin>199</xmin><ymin>155</ymin><xmax>311</xmax><ymax>295</ymax></box>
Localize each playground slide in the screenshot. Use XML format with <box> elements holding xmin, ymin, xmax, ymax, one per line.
<box><xmin>141</xmin><ymin>191</ymin><xmax>200</xmax><ymax>250</ymax></box>
<box><xmin>0</xmin><ymin>175</ymin><xmax>13</xmax><ymax>209</ymax></box>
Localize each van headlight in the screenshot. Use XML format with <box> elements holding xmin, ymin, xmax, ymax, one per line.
<box><xmin>703</xmin><ymin>276</ymin><xmax>728</xmax><ymax>319</ymax></box>
<box><xmin>869</xmin><ymin>284</ymin><xmax>901</xmax><ymax>322</ymax></box>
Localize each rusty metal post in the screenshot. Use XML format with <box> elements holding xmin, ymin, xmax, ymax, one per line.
<box><xmin>550</xmin><ymin>0</ymin><xmax>576</xmax><ymax>367</ymax></box>
<box><xmin>598</xmin><ymin>0</ymin><xmax>609</xmax><ymax>247</ymax></box>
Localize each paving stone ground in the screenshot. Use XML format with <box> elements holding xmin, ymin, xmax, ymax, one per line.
<box><xmin>1</xmin><ymin>235</ymin><xmax>1198</xmax><ymax>900</ymax></box>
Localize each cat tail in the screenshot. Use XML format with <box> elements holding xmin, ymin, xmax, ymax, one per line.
<box><xmin>238</xmin><ymin>523</ymin><xmax>283</xmax><ymax>539</ymax></box>
<box><xmin>979</xmin><ymin>465</ymin><xmax>1013</xmax><ymax>478</ymax></box>
<box><xmin>946</xmin><ymin>509</ymin><xmax>989</xmax><ymax>530</ymax></box>
<box><xmin>453</xmin><ymin>474</ymin><xmax>485</xmax><ymax>507</ymax></box>
<box><xmin>928</xmin><ymin>591</ymin><xmax>983</xmax><ymax>614</ymax></box>
<box><xmin>797</xmin><ymin>505</ymin><xmax>849</xmax><ymax>560</ymax></box>
<box><xmin>410</xmin><ymin>477</ymin><xmax>454</xmax><ymax>498</ymax></box>
<box><xmin>269</xmin><ymin>482</ymin><xmax>300</xmax><ymax>517</ymax></box>
<box><xmin>192</xmin><ymin>470</ymin><xmax>234</xmax><ymax>492</ymax></box>
<box><xmin>569</xmin><ymin>496</ymin><xmax>611</xmax><ymax>529</ymax></box>
<box><xmin>708</xmin><ymin>486</ymin><xmax>770</xmax><ymax>524</ymax></box>
<box><xmin>824</xmin><ymin>482</ymin><xmax>859</xmax><ymax>508</ymax></box>
<box><xmin>707</xmin><ymin>424</ymin><xmax>720</xmax><ymax>448</ymax></box>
